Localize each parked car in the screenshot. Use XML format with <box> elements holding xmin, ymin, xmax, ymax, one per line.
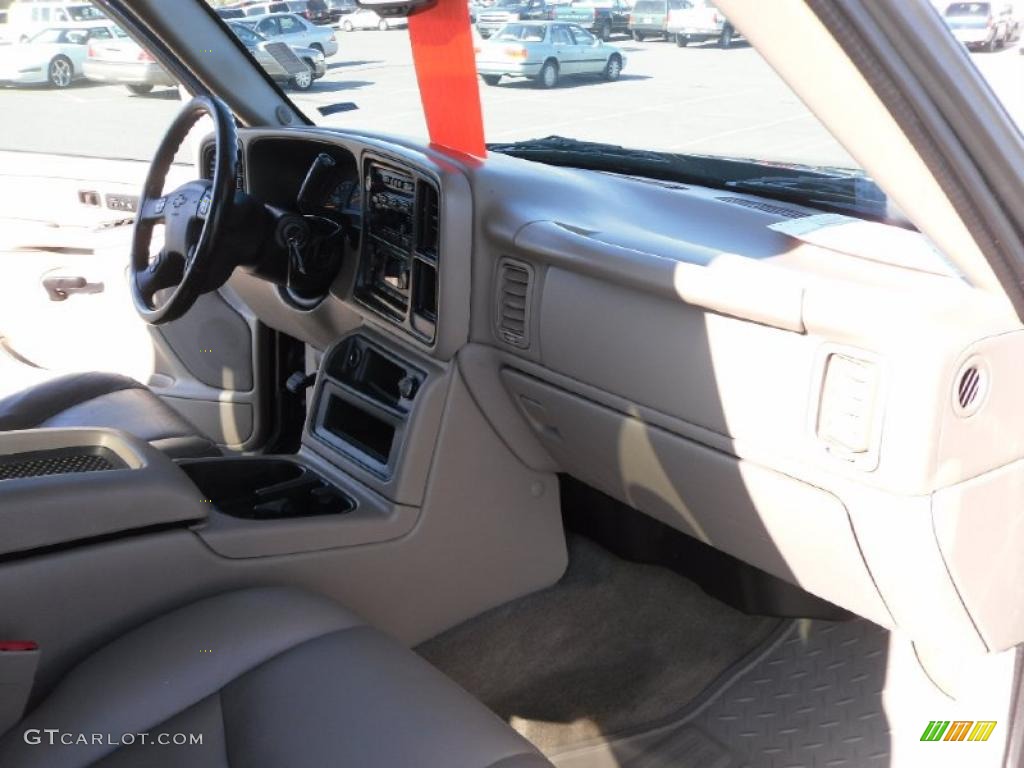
<box><xmin>943</xmin><ymin>1</ymin><xmax>1017</xmax><ymax>50</ymax></box>
<box><xmin>4</xmin><ymin>0</ymin><xmax>104</xmax><ymax>43</ymax></box>
<box><xmin>476</xmin><ymin>0</ymin><xmax>558</xmax><ymax>39</ymax></box>
<box><xmin>243</xmin><ymin>13</ymin><xmax>338</xmax><ymax>56</ymax></box>
<box><xmin>244</xmin><ymin>0</ymin><xmax>331</xmax><ymax>23</ymax></box>
<box><xmin>553</xmin><ymin>0</ymin><xmax>631</xmax><ymax>41</ymax></box>
<box><xmin>82</xmin><ymin>29</ymin><xmax>177</xmax><ymax>93</ymax></box>
<box><xmin>340</xmin><ymin>8</ymin><xmax>409</xmax><ymax>30</ymax></box>
<box><xmin>628</xmin><ymin>0</ymin><xmax>685</xmax><ymax>40</ymax></box>
<box><xmin>327</xmin><ymin>0</ymin><xmax>358</xmax><ymax>22</ymax></box>
<box><xmin>228</xmin><ymin>20</ymin><xmax>325</xmax><ymax>90</ymax></box>
<box><xmin>0</xmin><ymin>21</ymin><xmax>118</xmax><ymax>87</ymax></box>
<box><xmin>475</xmin><ymin>21</ymin><xmax>625</xmax><ymax>88</ymax></box>
<box><xmin>667</xmin><ymin>0</ymin><xmax>739</xmax><ymax>47</ymax></box>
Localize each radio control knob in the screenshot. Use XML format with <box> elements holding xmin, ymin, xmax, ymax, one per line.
<box><xmin>398</xmin><ymin>376</ymin><xmax>419</xmax><ymax>400</ymax></box>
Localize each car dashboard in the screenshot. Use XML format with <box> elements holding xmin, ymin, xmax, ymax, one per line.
<box><xmin>203</xmin><ymin>126</ymin><xmax>1024</xmax><ymax>663</ymax></box>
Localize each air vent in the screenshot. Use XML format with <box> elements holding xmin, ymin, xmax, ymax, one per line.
<box><xmin>716</xmin><ymin>196</ymin><xmax>809</xmax><ymax>219</ymax></box>
<box><xmin>202</xmin><ymin>143</ymin><xmax>244</xmax><ymax>190</ymax></box>
<box><xmin>953</xmin><ymin>359</ymin><xmax>988</xmax><ymax>417</ymax></box>
<box><xmin>496</xmin><ymin>259</ymin><xmax>533</xmax><ymax>349</ymax></box>
<box><xmin>417</xmin><ymin>181</ymin><xmax>439</xmax><ymax>258</ymax></box>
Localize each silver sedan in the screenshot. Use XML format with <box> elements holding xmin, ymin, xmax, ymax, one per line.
<box><xmin>228</xmin><ymin>22</ymin><xmax>326</xmax><ymax>91</ymax></box>
<box><xmin>475</xmin><ymin>21</ymin><xmax>626</xmax><ymax>88</ymax></box>
<box><xmin>242</xmin><ymin>12</ymin><xmax>339</xmax><ymax>58</ymax></box>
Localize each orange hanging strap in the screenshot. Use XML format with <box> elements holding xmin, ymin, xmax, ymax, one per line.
<box><xmin>407</xmin><ymin>0</ymin><xmax>486</xmax><ymax>157</ymax></box>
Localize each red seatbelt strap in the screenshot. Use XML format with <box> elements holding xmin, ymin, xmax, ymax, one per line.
<box><xmin>407</xmin><ymin>0</ymin><xmax>486</xmax><ymax>158</ymax></box>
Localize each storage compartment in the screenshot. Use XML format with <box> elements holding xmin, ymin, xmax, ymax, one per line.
<box><xmin>322</xmin><ymin>395</ymin><xmax>395</xmax><ymax>465</ymax></box>
<box><xmin>324</xmin><ymin>335</ymin><xmax>422</xmax><ymax>412</ymax></box>
<box><xmin>180</xmin><ymin>457</ymin><xmax>354</xmax><ymax>520</ymax></box>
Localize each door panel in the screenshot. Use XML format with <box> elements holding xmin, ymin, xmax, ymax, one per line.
<box><xmin>0</xmin><ymin>152</ymin><xmax>265</xmax><ymax>450</ymax></box>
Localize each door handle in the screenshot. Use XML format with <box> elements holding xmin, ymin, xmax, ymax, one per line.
<box><xmin>42</xmin><ymin>276</ymin><xmax>104</xmax><ymax>302</ymax></box>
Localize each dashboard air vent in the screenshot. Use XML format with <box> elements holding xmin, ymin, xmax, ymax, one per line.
<box><xmin>716</xmin><ymin>196</ymin><xmax>808</xmax><ymax>219</ymax></box>
<box><xmin>496</xmin><ymin>259</ymin><xmax>533</xmax><ymax>349</ymax></box>
<box><xmin>202</xmin><ymin>144</ymin><xmax>244</xmax><ymax>190</ymax></box>
<box><xmin>953</xmin><ymin>359</ymin><xmax>987</xmax><ymax>417</ymax></box>
<box><xmin>417</xmin><ymin>182</ymin><xmax>439</xmax><ymax>258</ymax></box>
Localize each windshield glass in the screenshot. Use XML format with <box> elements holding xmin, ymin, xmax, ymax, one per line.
<box><xmin>28</xmin><ymin>27</ymin><xmax>89</xmax><ymax>44</ymax></box>
<box><xmin>2</xmin><ymin>0</ymin><xmax>1022</xmax><ymax>230</ymax></box>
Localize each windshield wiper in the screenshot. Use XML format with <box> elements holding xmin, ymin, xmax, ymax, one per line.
<box><xmin>488</xmin><ymin>136</ymin><xmax>900</xmax><ymax>226</ymax></box>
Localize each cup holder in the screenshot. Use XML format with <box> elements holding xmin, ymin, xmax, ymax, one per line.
<box><xmin>179</xmin><ymin>458</ymin><xmax>354</xmax><ymax>520</ymax></box>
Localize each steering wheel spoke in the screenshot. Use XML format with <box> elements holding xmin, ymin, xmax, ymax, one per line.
<box><xmin>138</xmin><ymin>195</ymin><xmax>168</xmax><ymax>225</ymax></box>
<box><xmin>137</xmin><ymin>250</ymin><xmax>184</xmax><ymax>303</ymax></box>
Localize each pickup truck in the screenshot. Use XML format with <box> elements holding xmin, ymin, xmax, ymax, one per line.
<box><xmin>553</xmin><ymin>0</ymin><xmax>631</xmax><ymax>40</ymax></box>
<box><xmin>475</xmin><ymin>0</ymin><xmax>557</xmax><ymax>38</ymax></box>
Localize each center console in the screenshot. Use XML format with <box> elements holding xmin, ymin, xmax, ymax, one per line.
<box><xmin>0</xmin><ymin>428</ymin><xmax>207</xmax><ymax>557</ymax></box>
<box><xmin>309</xmin><ymin>334</ymin><xmax>425</xmax><ymax>479</ymax></box>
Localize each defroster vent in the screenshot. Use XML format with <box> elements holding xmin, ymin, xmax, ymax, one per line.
<box><xmin>496</xmin><ymin>259</ymin><xmax>533</xmax><ymax>349</ymax></box>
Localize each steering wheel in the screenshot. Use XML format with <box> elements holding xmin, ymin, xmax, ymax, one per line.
<box><xmin>131</xmin><ymin>95</ymin><xmax>238</xmax><ymax>325</ymax></box>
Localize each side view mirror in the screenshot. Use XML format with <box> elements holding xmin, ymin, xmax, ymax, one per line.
<box><xmin>355</xmin><ymin>0</ymin><xmax>437</xmax><ymax>16</ymax></box>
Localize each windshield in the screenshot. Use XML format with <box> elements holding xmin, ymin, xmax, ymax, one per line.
<box><xmin>2</xmin><ymin>0</ymin><xmax>1022</xmax><ymax>230</ymax></box>
<box><xmin>28</xmin><ymin>27</ymin><xmax>90</xmax><ymax>44</ymax></box>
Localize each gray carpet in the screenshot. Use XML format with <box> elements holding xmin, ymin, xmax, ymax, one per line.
<box><xmin>417</xmin><ymin>535</ymin><xmax>782</xmax><ymax>752</ymax></box>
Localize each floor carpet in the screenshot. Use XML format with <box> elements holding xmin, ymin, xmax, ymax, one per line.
<box><xmin>417</xmin><ymin>535</ymin><xmax>782</xmax><ymax>753</ymax></box>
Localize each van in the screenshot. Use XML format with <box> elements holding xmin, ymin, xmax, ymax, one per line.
<box><xmin>5</xmin><ymin>0</ymin><xmax>104</xmax><ymax>42</ymax></box>
<box><xmin>628</xmin><ymin>0</ymin><xmax>686</xmax><ymax>41</ymax></box>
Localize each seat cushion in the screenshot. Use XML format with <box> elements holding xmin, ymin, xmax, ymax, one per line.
<box><xmin>0</xmin><ymin>372</ymin><xmax>218</xmax><ymax>458</ymax></box>
<box><xmin>0</xmin><ymin>588</ymin><xmax>552</xmax><ymax>768</ymax></box>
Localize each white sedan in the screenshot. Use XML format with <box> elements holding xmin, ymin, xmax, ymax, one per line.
<box><xmin>340</xmin><ymin>9</ymin><xmax>408</xmax><ymax>31</ymax></box>
<box><xmin>0</xmin><ymin>21</ymin><xmax>120</xmax><ymax>88</ymax></box>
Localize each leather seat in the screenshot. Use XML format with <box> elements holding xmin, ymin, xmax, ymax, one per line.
<box><xmin>0</xmin><ymin>587</ymin><xmax>552</xmax><ymax>768</ymax></box>
<box><xmin>0</xmin><ymin>371</ymin><xmax>218</xmax><ymax>459</ymax></box>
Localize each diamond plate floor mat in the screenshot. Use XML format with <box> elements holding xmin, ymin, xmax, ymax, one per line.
<box><xmin>552</xmin><ymin>618</ymin><xmax>892</xmax><ymax>768</ymax></box>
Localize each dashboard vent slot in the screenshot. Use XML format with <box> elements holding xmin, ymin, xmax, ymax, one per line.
<box><xmin>496</xmin><ymin>259</ymin><xmax>533</xmax><ymax>349</ymax></box>
<box><xmin>953</xmin><ymin>359</ymin><xmax>987</xmax><ymax>416</ymax></box>
<box><xmin>202</xmin><ymin>144</ymin><xmax>245</xmax><ymax>190</ymax></box>
<box><xmin>716</xmin><ymin>196</ymin><xmax>808</xmax><ymax>219</ymax></box>
<box><xmin>417</xmin><ymin>181</ymin><xmax>439</xmax><ymax>258</ymax></box>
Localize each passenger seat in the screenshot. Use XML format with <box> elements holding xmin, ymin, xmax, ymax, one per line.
<box><xmin>0</xmin><ymin>588</ymin><xmax>552</xmax><ymax>768</ymax></box>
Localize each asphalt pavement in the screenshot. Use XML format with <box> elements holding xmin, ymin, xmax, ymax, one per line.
<box><xmin>0</xmin><ymin>26</ymin><xmax>1022</xmax><ymax>170</ymax></box>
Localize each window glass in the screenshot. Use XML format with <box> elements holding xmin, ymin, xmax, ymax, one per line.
<box><xmin>279</xmin><ymin>15</ymin><xmax>303</xmax><ymax>33</ymax></box>
<box><xmin>552</xmin><ymin>26</ymin><xmax>572</xmax><ymax>45</ymax></box>
<box><xmin>257</xmin><ymin>17</ymin><xmax>280</xmax><ymax>35</ymax></box>
<box><xmin>494</xmin><ymin>24</ymin><xmax>547</xmax><ymax>42</ymax></box>
<box><xmin>571</xmin><ymin>27</ymin><xmax>596</xmax><ymax>45</ymax></box>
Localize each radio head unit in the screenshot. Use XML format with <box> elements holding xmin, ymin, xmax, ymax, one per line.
<box><xmin>355</xmin><ymin>159</ymin><xmax>440</xmax><ymax>344</ymax></box>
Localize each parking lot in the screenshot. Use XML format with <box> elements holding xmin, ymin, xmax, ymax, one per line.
<box><xmin>1</xmin><ymin>24</ymin><xmax>1022</xmax><ymax>169</ymax></box>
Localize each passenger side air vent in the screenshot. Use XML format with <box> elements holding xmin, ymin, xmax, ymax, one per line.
<box><xmin>416</xmin><ymin>181</ymin><xmax>439</xmax><ymax>259</ymax></box>
<box><xmin>495</xmin><ymin>259</ymin><xmax>533</xmax><ymax>349</ymax></box>
<box><xmin>716</xmin><ymin>196</ymin><xmax>808</xmax><ymax>219</ymax></box>
<box><xmin>953</xmin><ymin>358</ymin><xmax>988</xmax><ymax>417</ymax></box>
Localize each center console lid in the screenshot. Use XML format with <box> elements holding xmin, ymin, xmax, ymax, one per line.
<box><xmin>0</xmin><ymin>428</ymin><xmax>208</xmax><ymax>557</ymax></box>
